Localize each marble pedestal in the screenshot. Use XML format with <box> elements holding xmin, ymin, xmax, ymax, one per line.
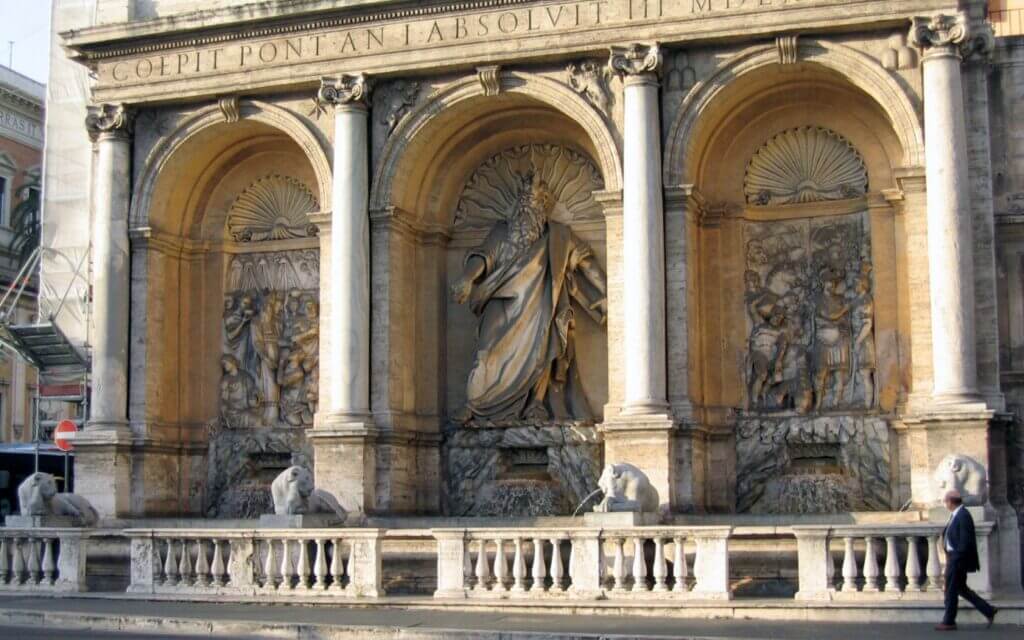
<box><xmin>599</xmin><ymin>414</ymin><xmax>676</xmax><ymax>513</ymax></box>
<box><xmin>582</xmin><ymin>511</ymin><xmax>661</xmax><ymax>526</ymax></box>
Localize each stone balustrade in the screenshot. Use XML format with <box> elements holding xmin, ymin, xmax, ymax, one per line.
<box><xmin>0</xmin><ymin>528</ymin><xmax>89</xmax><ymax>593</ymax></box>
<box><xmin>793</xmin><ymin>522</ymin><xmax>995</xmax><ymax>601</ymax></box>
<box><xmin>126</xmin><ymin>528</ymin><xmax>384</xmax><ymax>598</ymax></box>
<box><xmin>433</xmin><ymin>526</ymin><xmax>733</xmax><ymax>600</ymax></box>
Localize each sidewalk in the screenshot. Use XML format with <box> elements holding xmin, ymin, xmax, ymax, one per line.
<box><xmin>0</xmin><ymin>596</ymin><xmax>1021</xmax><ymax>639</ymax></box>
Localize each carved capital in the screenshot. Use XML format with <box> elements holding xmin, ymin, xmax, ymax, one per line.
<box><xmin>962</xmin><ymin>21</ymin><xmax>995</xmax><ymax>64</ymax></box>
<box><xmin>317</xmin><ymin>73</ymin><xmax>370</xmax><ymax>109</ymax></box>
<box><xmin>608</xmin><ymin>43</ymin><xmax>662</xmax><ymax>78</ymax></box>
<box><xmin>85</xmin><ymin>103</ymin><xmax>133</xmax><ymax>142</ymax></box>
<box><xmin>909</xmin><ymin>13</ymin><xmax>968</xmax><ymax>54</ymax></box>
<box><xmin>476</xmin><ymin>65</ymin><xmax>501</xmax><ymax>96</ymax></box>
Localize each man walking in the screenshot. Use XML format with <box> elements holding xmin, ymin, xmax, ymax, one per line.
<box><xmin>936</xmin><ymin>489</ymin><xmax>998</xmax><ymax>631</ymax></box>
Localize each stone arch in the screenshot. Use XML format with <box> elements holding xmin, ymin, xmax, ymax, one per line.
<box><xmin>130</xmin><ymin>100</ymin><xmax>332</xmax><ymax>232</ymax></box>
<box><xmin>370</xmin><ymin>70</ymin><xmax>623</xmax><ymax>215</ymax></box>
<box><xmin>663</xmin><ymin>39</ymin><xmax>924</xmax><ymax>187</ymax></box>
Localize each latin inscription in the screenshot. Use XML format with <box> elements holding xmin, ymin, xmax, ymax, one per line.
<box><xmin>98</xmin><ymin>0</ymin><xmax>815</xmax><ymax>86</ymax></box>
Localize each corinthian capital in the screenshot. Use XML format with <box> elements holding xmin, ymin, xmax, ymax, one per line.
<box><xmin>317</xmin><ymin>73</ymin><xmax>371</xmax><ymax>109</ymax></box>
<box><xmin>85</xmin><ymin>103</ymin><xmax>133</xmax><ymax>142</ymax></box>
<box><xmin>909</xmin><ymin>13</ymin><xmax>968</xmax><ymax>52</ymax></box>
<box><xmin>609</xmin><ymin>43</ymin><xmax>662</xmax><ymax>77</ymax></box>
<box><xmin>962</xmin><ymin>21</ymin><xmax>995</xmax><ymax>64</ymax></box>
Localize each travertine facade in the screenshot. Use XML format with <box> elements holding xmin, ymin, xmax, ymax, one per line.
<box><xmin>38</xmin><ymin>0</ymin><xmax>1024</xmax><ymax>594</ymax></box>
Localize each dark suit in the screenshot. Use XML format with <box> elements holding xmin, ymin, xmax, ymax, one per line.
<box><xmin>942</xmin><ymin>506</ymin><xmax>995</xmax><ymax>626</ymax></box>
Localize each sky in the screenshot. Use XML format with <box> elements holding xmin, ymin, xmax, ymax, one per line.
<box><xmin>0</xmin><ymin>1</ymin><xmax>52</xmax><ymax>84</ymax></box>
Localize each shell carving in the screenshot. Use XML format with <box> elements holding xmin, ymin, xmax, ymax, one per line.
<box><xmin>227</xmin><ymin>175</ymin><xmax>320</xmax><ymax>242</ymax></box>
<box><xmin>455</xmin><ymin>144</ymin><xmax>604</xmax><ymax>230</ymax></box>
<box><xmin>744</xmin><ymin>127</ymin><xmax>868</xmax><ymax>206</ymax></box>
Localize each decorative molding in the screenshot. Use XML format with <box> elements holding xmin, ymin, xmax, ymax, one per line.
<box><xmin>881</xmin><ymin>32</ymin><xmax>917</xmax><ymax>70</ymax></box>
<box><xmin>227</xmin><ymin>175</ymin><xmax>320</xmax><ymax>243</ymax></box>
<box><xmin>664</xmin><ymin>50</ymin><xmax>696</xmax><ymax>93</ymax></box>
<box><xmin>776</xmin><ymin>35</ymin><xmax>800</xmax><ymax>65</ymax></box>
<box><xmin>218</xmin><ymin>96</ymin><xmax>240</xmax><ymax>123</ymax></box>
<box><xmin>608</xmin><ymin>43</ymin><xmax>662</xmax><ymax>77</ymax></box>
<box><xmin>744</xmin><ymin>127</ymin><xmax>868</xmax><ymax>206</ymax></box>
<box><xmin>454</xmin><ymin>144</ymin><xmax>604</xmax><ymax>231</ymax></box>
<box><xmin>909</xmin><ymin>13</ymin><xmax>968</xmax><ymax>52</ymax></box>
<box><xmin>316</xmin><ymin>73</ymin><xmax>370</xmax><ymax>109</ymax></box>
<box><xmin>85</xmin><ymin>103</ymin><xmax>133</xmax><ymax>142</ymax></box>
<box><xmin>566</xmin><ymin>61</ymin><xmax>611</xmax><ymax>113</ymax></box>
<box><xmin>476</xmin><ymin>65</ymin><xmax>502</xmax><ymax>96</ymax></box>
<box><xmin>376</xmin><ymin>80</ymin><xmax>420</xmax><ymax>135</ymax></box>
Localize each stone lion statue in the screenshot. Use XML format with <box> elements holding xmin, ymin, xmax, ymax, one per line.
<box><xmin>17</xmin><ymin>472</ymin><xmax>99</xmax><ymax>527</ymax></box>
<box><xmin>933</xmin><ymin>453</ymin><xmax>988</xmax><ymax>506</ymax></box>
<box><xmin>593</xmin><ymin>462</ymin><xmax>660</xmax><ymax>513</ymax></box>
<box><xmin>270</xmin><ymin>466</ymin><xmax>348</xmax><ymax>522</ymax></box>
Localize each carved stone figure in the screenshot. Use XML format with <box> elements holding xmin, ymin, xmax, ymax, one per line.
<box><xmin>812</xmin><ymin>268</ymin><xmax>852</xmax><ymax>411</ymax></box>
<box><xmin>933</xmin><ymin>454</ymin><xmax>989</xmax><ymax>507</ymax></box>
<box><xmin>270</xmin><ymin>465</ymin><xmax>348</xmax><ymax>522</ymax></box>
<box><xmin>593</xmin><ymin>463</ymin><xmax>660</xmax><ymax>513</ymax></box>
<box><xmin>851</xmin><ymin>266</ymin><xmax>877</xmax><ymax>409</ymax></box>
<box><xmin>252</xmin><ymin>291</ymin><xmax>285</xmax><ymax>422</ymax></box>
<box><xmin>220</xmin><ymin>354</ymin><xmax>262</xmax><ymax>427</ymax></box>
<box><xmin>17</xmin><ymin>472</ymin><xmax>99</xmax><ymax>526</ymax></box>
<box><xmin>567</xmin><ymin>61</ymin><xmax>611</xmax><ymax>113</ymax></box>
<box><xmin>278</xmin><ymin>295</ymin><xmax>319</xmax><ymax>426</ymax></box>
<box><xmin>451</xmin><ymin>171</ymin><xmax>608</xmax><ymax>426</ymax></box>
<box><xmin>746</xmin><ymin>305</ymin><xmax>789</xmax><ymax>410</ymax></box>
<box><xmin>377</xmin><ymin>80</ymin><xmax>420</xmax><ymax>134</ymax></box>
<box><xmin>223</xmin><ymin>293</ymin><xmax>257</xmax><ymax>370</ymax></box>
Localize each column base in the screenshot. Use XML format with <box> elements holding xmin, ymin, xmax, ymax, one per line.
<box><xmin>310</xmin><ymin>413</ymin><xmax>379</xmax><ymax>514</ymax></box>
<box><xmin>599</xmin><ymin>413</ymin><xmax>677</xmax><ymax>513</ymax></box>
<box><xmin>71</xmin><ymin>429</ymin><xmax>134</xmax><ymax>519</ymax></box>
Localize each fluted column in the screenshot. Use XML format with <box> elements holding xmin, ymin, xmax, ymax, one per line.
<box><xmin>910</xmin><ymin>14</ymin><xmax>980</xmax><ymax>405</ymax></box>
<box><xmin>318</xmin><ymin>74</ymin><xmax>372</xmax><ymax>424</ymax></box>
<box><xmin>610</xmin><ymin>43</ymin><xmax>668</xmax><ymax>415</ymax></box>
<box><xmin>85</xmin><ymin>104</ymin><xmax>133</xmax><ymax>432</ymax></box>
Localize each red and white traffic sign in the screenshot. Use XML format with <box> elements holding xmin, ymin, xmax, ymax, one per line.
<box><xmin>53</xmin><ymin>419</ymin><xmax>78</xmax><ymax>452</ymax></box>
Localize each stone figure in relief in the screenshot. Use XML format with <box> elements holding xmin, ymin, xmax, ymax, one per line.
<box><xmin>220</xmin><ymin>354</ymin><xmax>262</xmax><ymax>427</ymax></box>
<box><xmin>278</xmin><ymin>294</ymin><xmax>319</xmax><ymax>426</ymax></box>
<box><xmin>223</xmin><ymin>294</ymin><xmax>257</xmax><ymax>371</ymax></box>
<box><xmin>851</xmin><ymin>266</ymin><xmax>877</xmax><ymax>408</ymax></box>
<box><xmin>252</xmin><ymin>291</ymin><xmax>285</xmax><ymax>422</ymax></box>
<box><xmin>812</xmin><ymin>267</ymin><xmax>852</xmax><ymax>410</ymax></box>
<box><xmin>451</xmin><ymin>171</ymin><xmax>608</xmax><ymax>426</ymax></box>
<box><xmin>933</xmin><ymin>454</ymin><xmax>988</xmax><ymax>507</ymax></box>
<box><xmin>746</xmin><ymin>304</ymin><xmax>789</xmax><ymax>410</ymax></box>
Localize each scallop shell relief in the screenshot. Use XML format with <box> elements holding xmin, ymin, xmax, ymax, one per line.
<box><xmin>227</xmin><ymin>175</ymin><xmax>320</xmax><ymax>242</ymax></box>
<box><xmin>744</xmin><ymin>127</ymin><xmax>868</xmax><ymax>206</ymax></box>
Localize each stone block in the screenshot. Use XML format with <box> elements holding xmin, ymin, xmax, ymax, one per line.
<box><xmin>582</xmin><ymin>511</ymin><xmax>660</xmax><ymax>527</ymax></box>
<box><xmin>3</xmin><ymin>515</ymin><xmax>79</xmax><ymax>528</ymax></box>
<box><xmin>258</xmin><ymin>514</ymin><xmax>344</xmax><ymax>528</ymax></box>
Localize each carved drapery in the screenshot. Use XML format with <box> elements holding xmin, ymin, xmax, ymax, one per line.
<box><xmin>226</xmin><ymin>175</ymin><xmax>320</xmax><ymax>242</ymax></box>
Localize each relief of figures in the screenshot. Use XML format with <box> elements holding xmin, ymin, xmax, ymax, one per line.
<box><xmin>220</xmin><ymin>250</ymin><xmax>320</xmax><ymax>428</ymax></box>
<box><xmin>743</xmin><ymin>213</ymin><xmax>876</xmax><ymax>414</ymax></box>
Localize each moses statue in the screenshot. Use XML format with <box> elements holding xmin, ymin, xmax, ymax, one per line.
<box><xmin>451</xmin><ymin>171</ymin><xmax>608</xmax><ymax>426</ymax></box>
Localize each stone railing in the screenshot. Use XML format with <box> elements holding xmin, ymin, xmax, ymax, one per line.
<box><xmin>433</xmin><ymin>526</ymin><xmax>733</xmax><ymax>600</ymax></box>
<box><xmin>0</xmin><ymin>528</ymin><xmax>89</xmax><ymax>593</ymax></box>
<box><xmin>126</xmin><ymin>528</ymin><xmax>384</xmax><ymax>597</ymax></box>
<box><xmin>793</xmin><ymin>522</ymin><xmax>995</xmax><ymax>601</ymax></box>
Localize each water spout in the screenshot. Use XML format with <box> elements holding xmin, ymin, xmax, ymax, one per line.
<box><xmin>572</xmin><ymin>488</ymin><xmax>603</xmax><ymax>517</ymax></box>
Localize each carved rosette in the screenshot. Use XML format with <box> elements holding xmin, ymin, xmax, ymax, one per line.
<box><xmin>85</xmin><ymin>103</ymin><xmax>133</xmax><ymax>142</ymax></box>
<box><xmin>909</xmin><ymin>13</ymin><xmax>969</xmax><ymax>56</ymax></box>
<box><xmin>608</xmin><ymin>43</ymin><xmax>662</xmax><ymax>79</ymax></box>
<box><xmin>317</xmin><ymin>73</ymin><xmax>371</xmax><ymax>109</ymax></box>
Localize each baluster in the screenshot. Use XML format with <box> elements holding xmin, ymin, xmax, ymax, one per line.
<box><xmin>827</xmin><ymin>536</ymin><xmax>837</xmax><ymax>588</ymax></box>
<box><xmin>492</xmin><ymin>538</ymin><xmax>508</xmax><ymax>592</ymax></box>
<box><xmin>11</xmin><ymin>538</ymin><xmax>25</xmax><ymax>586</ymax></box>
<box><xmin>905</xmin><ymin>536</ymin><xmax>922</xmax><ymax>592</ymax></box>
<box><xmin>652</xmin><ymin>537</ymin><xmax>668</xmax><ymax>592</ymax></box>
<box><xmin>41</xmin><ymin>538</ymin><xmax>56</xmax><ymax>586</ymax></box>
<box><xmin>0</xmin><ymin>538</ymin><xmax>9</xmax><ymax>585</ymax></box>
<box><xmin>296</xmin><ymin>539</ymin><xmax>311</xmax><ymax>589</ymax></box>
<box><xmin>672</xmin><ymin>537</ymin><xmax>689</xmax><ymax>592</ymax></box>
<box><xmin>313</xmin><ymin>539</ymin><xmax>328</xmax><ymax>590</ymax></box>
<box><xmin>163</xmin><ymin>539</ymin><xmax>178</xmax><ymax>586</ymax></box>
<box><xmin>611</xmin><ymin>538</ymin><xmax>626</xmax><ymax>592</ymax></box>
<box><xmin>263</xmin><ymin>539</ymin><xmax>279</xmax><ymax>588</ymax></box>
<box><xmin>926</xmin><ymin>535</ymin><xmax>943</xmax><ymax>591</ymax></box>
<box><xmin>211</xmin><ymin>540</ymin><xmax>226</xmax><ymax>587</ymax></box>
<box><xmin>177</xmin><ymin>539</ymin><xmax>193</xmax><ymax>586</ymax></box>
<box><xmin>280</xmin><ymin>539</ymin><xmax>294</xmax><ymax>590</ymax></box>
<box><xmin>26</xmin><ymin>539</ymin><xmax>40</xmax><ymax>585</ymax></box>
<box><xmin>474</xmin><ymin>539</ymin><xmax>491</xmax><ymax>592</ymax></box>
<box><xmin>841</xmin><ymin>537</ymin><xmax>859</xmax><ymax>592</ymax></box>
<box><xmin>511</xmin><ymin>538</ymin><xmax>526</xmax><ymax>592</ymax></box>
<box><xmin>631</xmin><ymin>537</ymin><xmax>648</xmax><ymax>592</ymax></box>
<box><xmin>329</xmin><ymin>540</ymin><xmax>345</xmax><ymax>591</ymax></box>
<box><xmin>194</xmin><ymin>540</ymin><xmax>210</xmax><ymax>587</ymax></box>
<box><xmin>883</xmin><ymin>536</ymin><xmax>901</xmax><ymax>592</ymax></box>
<box><xmin>530</xmin><ymin>538</ymin><xmax>546</xmax><ymax>593</ymax></box>
<box><xmin>346</xmin><ymin>542</ymin><xmax>355</xmax><ymax>593</ymax></box>
<box><xmin>862</xmin><ymin>537</ymin><xmax>879</xmax><ymax>592</ymax></box>
<box><xmin>549</xmin><ymin>538</ymin><xmax>564</xmax><ymax>592</ymax></box>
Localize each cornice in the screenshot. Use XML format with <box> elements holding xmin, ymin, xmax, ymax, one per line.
<box><xmin>0</xmin><ymin>87</ymin><xmax>44</xmax><ymax>116</ymax></box>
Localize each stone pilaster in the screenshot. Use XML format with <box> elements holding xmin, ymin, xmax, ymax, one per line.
<box><xmin>73</xmin><ymin>103</ymin><xmax>134</xmax><ymax>518</ymax></box>
<box><xmin>601</xmin><ymin>44</ymin><xmax>676</xmax><ymax>512</ymax></box>
<box><xmin>310</xmin><ymin>74</ymin><xmax>379</xmax><ymax>514</ymax></box>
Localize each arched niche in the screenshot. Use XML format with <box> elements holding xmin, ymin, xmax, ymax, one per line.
<box><xmin>128</xmin><ymin>106</ymin><xmax>326</xmax><ymax>516</ymax></box>
<box><xmin>667</xmin><ymin>49</ymin><xmax>918</xmax><ymax>515</ymax></box>
<box><xmin>370</xmin><ymin>72</ymin><xmax>619</xmax><ymax>515</ymax></box>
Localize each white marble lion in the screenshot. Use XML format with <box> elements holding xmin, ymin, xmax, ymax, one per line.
<box><xmin>933</xmin><ymin>453</ymin><xmax>988</xmax><ymax>506</ymax></box>
<box><xmin>270</xmin><ymin>465</ymin><xmax>348</xmax><ymax>522</ymax></box>
<box><xmin>17</xmin><ymin>472</ymin><xmax>99</xmax><ymax>527</ymax></box>
<box><xmin>593</xmin><ymin>462</ymin><xmax>660</xmax><ymax>513</ymax></box>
